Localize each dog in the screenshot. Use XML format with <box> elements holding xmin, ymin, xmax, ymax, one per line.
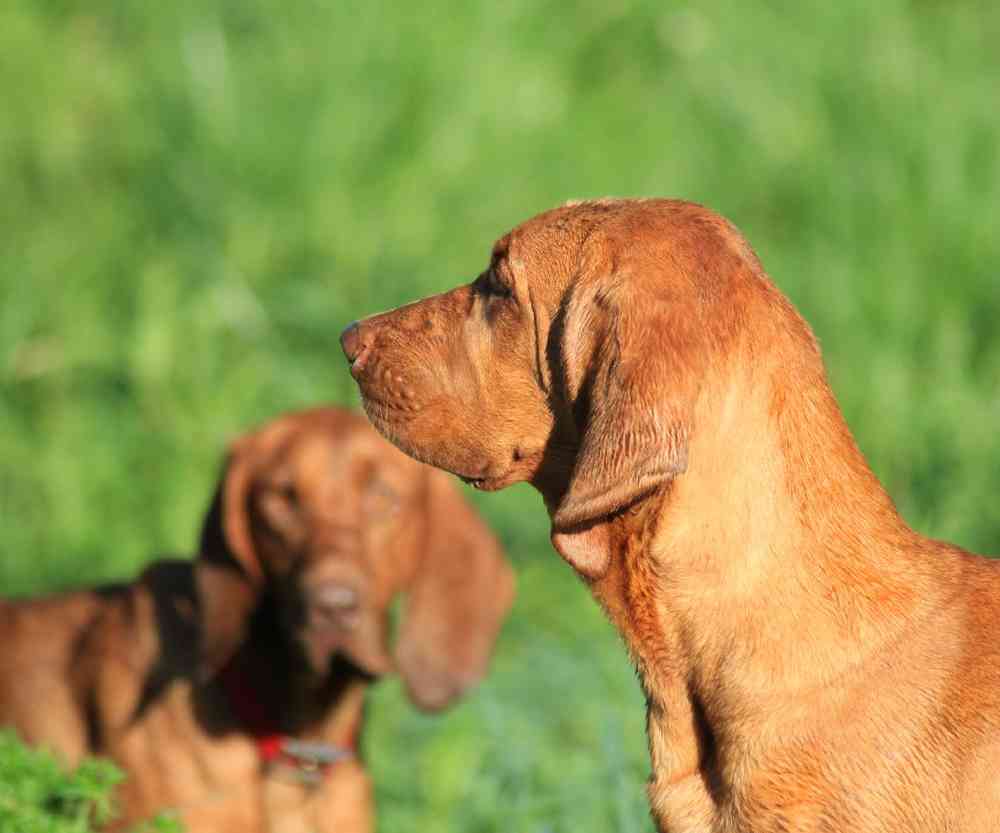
<box><xmin>341</xmin><ymin>198</ymin><xmax>1000</xmax><ymax>832</ymax></box>
<box><xmin>0</xmin><ymin>406</ymin><xmax>514</xmax><ymax>832</ymax></box>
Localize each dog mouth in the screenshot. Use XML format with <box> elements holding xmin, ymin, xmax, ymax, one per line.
<box><xmin>458</xmin><ymin>474</ymin><xmax>492</xmax><ymax>490</ymax></box>
<box><xmin>456</xmin><ymin>467</ymin><xmax>520</xmax><ymax>492</ymax></box>
<box><xmin>470</xmin><ymin>443</ymin><xmax>549</xmax><ymax>490</ymax></box>
<box><xmin>356</xmin><ymin>388</ymin><xmax>532</xmax><ymax>493</ymax></box>
<box><xmin>452</xmin><ymin>445</ymin><xmax>545</xmax><ymax>492</ymax></box>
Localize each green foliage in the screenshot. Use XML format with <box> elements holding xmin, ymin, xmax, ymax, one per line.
<box><xmin>0</xmin><ymin>1</ymin><xmax>997</xmax><ymax>831</ymax></box>
<box><xmin>0</xmin><ymin>731</ymin><xmax>182</xmax><ymax>833</ymax></box>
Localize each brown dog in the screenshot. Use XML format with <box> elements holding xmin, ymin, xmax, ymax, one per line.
<box><xmin>0</xmin><ymin>407</ymin><xmax>514</xmax><ymax>832</ymax></box>
<box><xmin>342</xmin><ymin>199</ymin><xmax>1000</xmax><ymax>833</ymax></box>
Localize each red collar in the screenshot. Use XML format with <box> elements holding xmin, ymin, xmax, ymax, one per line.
<box><xmin>218</xmin><ymin>655</ymin><xmax>356</xmax><ymax>782</ymax></box>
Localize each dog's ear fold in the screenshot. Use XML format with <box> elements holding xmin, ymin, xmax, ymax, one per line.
<box><xmin>194</xmin><ymin>437</ymin><xmax>265</xmax><ymax>678</ymax></box>
<box><xmin>550</xmin><ymin>241</ymin><xmax>700</xmax><ymax>579</ymax></box>
<box><xmin>395</xmin><ymin>469</ymin><xmax>515</xmax><ymax>712</ymax></box>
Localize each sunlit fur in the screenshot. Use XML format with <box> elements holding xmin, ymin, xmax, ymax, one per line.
<box><xmin>346</xmin><ymin>199</ymin><xmax>1000</xmax><ymax>833</ymax></box>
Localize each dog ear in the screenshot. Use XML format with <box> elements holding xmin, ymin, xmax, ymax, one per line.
<box><xmin>550</xmin><ymin>240</ymin><xmax>701</xmax><ymax>579</ymax></box>
<box><xmin>194</xmin><ymin>437</ymin><xmax>265</xmax><ymax>678</ymax></box>
<box><xmin>394</xmin><ymin>469</ymin><xmax>515</xmax><ymax>712</ymax></box>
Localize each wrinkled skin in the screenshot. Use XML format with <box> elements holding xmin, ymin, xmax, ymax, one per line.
<box><xmin>342</xmin><ymin>255</ymin><xmax>561</xmax><ymax>494</ymax></box>
<box><xmin>342</xmin><ymin>200</ymin><xmax>733</xmax><ymax>575</ymax></box>
<box><xmin>343</xmin><ymin>199</ymin><xmax>1000</xmax><ymax>833</ymax></box>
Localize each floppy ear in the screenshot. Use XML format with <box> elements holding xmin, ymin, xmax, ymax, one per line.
<box><xmin>395</xmin><ymin>469</ymin><xmax>515</xmax><ymax>712</ymax></box>
<box><xmin>194</xmin><ymin>440</ymin><xmax>264</xmax><ymax>678</ymax></box>
<box><xmin>550</xmin><ymin>245</ymin><xmax>701</xmax><ymax>579</ymax></box>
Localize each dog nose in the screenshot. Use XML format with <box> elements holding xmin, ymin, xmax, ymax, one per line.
<box><xmin>340</xmin><ymin>321</ymin><xmax>375</xmax><ymax>376</ymax></box>
<box><xmin>340</xmin><ymin>321</ymin><xmax>363</xmax><ymax>361</ymax></box>
<box><xmin>315</xmin><ymin>583</ymin><xmax>358</xmax><ymax>613</ymax></box>
<box><xmin>311</xmin><ymin>583</ymin><xmax>360</xmax><ymax>629</ymax></box>
<box><xmin>340</xmin><ymin>321</ymin><xmax>360</xmax><ymax>359</ymax></box>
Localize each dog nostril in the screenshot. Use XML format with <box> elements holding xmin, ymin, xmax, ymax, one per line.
<box><xmin>340</xmin><ymin>321</ymin><xmax>375</xmax><ymax>362</ymax></box>
<box><xmin>340</xmin><ymin>321</ymin><xmax>362</xmax><ymax>362</ymax></box>
<box><xmin>340</xmin><ymin>321</ymin><xmax>375</xmax><ymax>376</ymax></box>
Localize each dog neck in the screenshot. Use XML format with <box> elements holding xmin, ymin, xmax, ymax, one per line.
<box><xmin>652</xmin><ymin>328</ymin><xmax>945</xmax><ymax>699</ymax></box>
<box><xmin>554</xmin><ymin>314</ymin><xmax>959</xmax><ymax>822</ymax></box>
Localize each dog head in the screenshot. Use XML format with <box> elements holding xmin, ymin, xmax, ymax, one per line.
<box><xmin>343</xmin><ymin>199</ymin><xmax>767</xmax><ymax>577</ymax></box>
<box><xmin>196</xmin><ymin>407</ymin><xmax>514</xmax><ymax>710</ymax></box>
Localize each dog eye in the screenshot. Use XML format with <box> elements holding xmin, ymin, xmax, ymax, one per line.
<box><xmin>266</xmin><ymin>479</ymin><xmax>298</xmax><ymax>506</ymax></box>
<box><xmin>257</xmin><ymin>479</ymin><xmax>302</xmax><ymax>534</ymax></box>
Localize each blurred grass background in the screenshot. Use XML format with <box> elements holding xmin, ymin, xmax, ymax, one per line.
<box><xmin>0</xmin><ymin>730</ymin><xmax>181</xmax><ymax>833</ymax></box>
<box><xmin>0</xmin><ymin>0</ymin><xmax>998</xmax><ymax>830</ymax></box>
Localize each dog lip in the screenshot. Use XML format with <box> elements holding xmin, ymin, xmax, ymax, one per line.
<box><xmin>457</xmin><ymin>470</ymin><xmax>512</xmax><ymax>491</ymax></box>
<box><xmin>359</xmin><ymin>390</ymin><xmax>402</xmax><ymax>415</ymax></box>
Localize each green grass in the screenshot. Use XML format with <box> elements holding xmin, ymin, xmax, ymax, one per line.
<box><xmin>0</xmin><ymin>731</ymin><xmax>182</xmax><ymax>833</ymax></box>
<box><xmin>1</xmin><ymin>0</ymin><xmax>998</xmax><ymax>830</ymax></box>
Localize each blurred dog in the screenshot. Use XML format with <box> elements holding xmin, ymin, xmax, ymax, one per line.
<box><xmin>0</xmin><ymin>407</ymin><xmax>514</xmax><ymax>832</ymax></box>
<box><xmin>342</xmin><ymin>198</ymin><xmax>1000</xmax><ymax>833</ymax></box>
